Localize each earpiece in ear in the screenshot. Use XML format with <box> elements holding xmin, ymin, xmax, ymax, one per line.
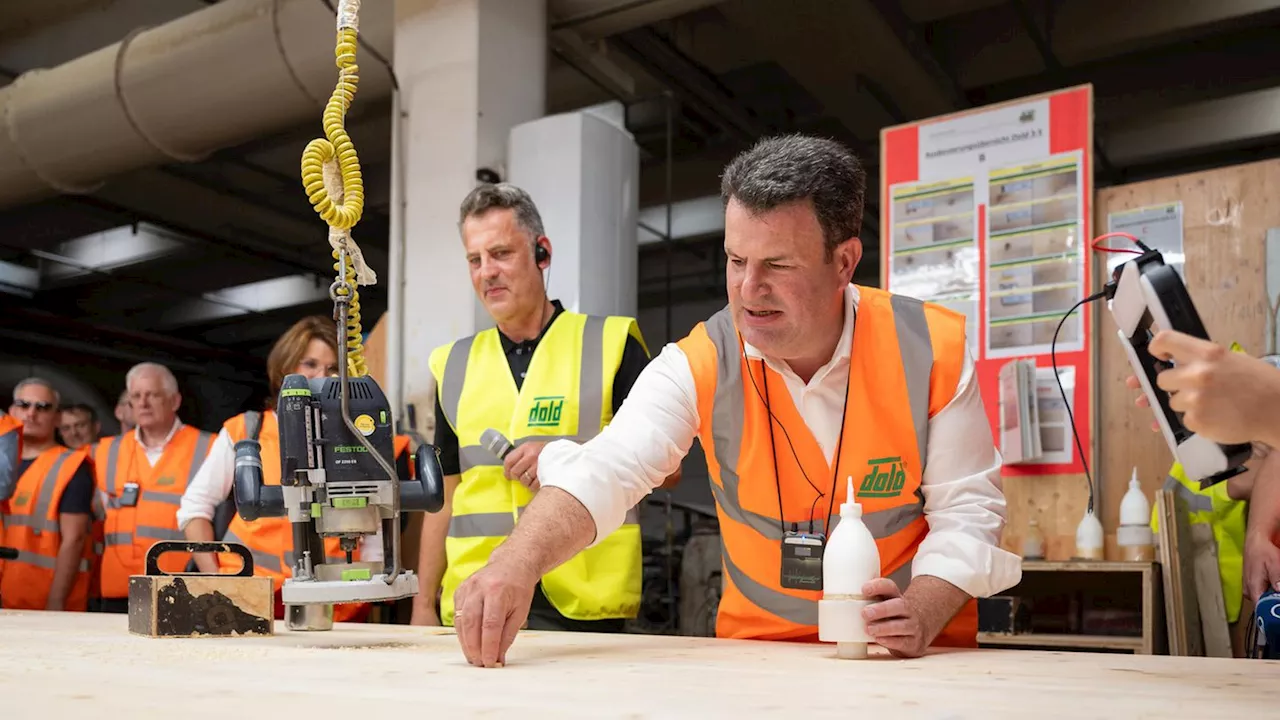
<box><xmin>535</xmin><ymin>242</ymin><xmax>550</xmax><ymax>266</ymax></box>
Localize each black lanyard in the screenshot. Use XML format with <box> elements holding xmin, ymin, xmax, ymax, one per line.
<box><xmin>750</xmin><ymin>302</ymin><xmax>857</xmax><ymax>537</ymax></box>
<box><xmin>761</xmin><ymin>365</ymin><xmax>851</xmax><ymax>536</ymax></box>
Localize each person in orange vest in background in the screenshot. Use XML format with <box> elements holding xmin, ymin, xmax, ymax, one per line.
<box><xmin>177</xmin><ymin>316</ymin><xmax>411</xmax><ymax>624</ymax></box>
<box><xmin>447</xmin><ymin>134</ymin><xmax>1023</xmax><ymax>668</ymax></box>
<box><xmin>0</xmin><ymin>378</ymin><xmax>95</xmax><ymax>611</ymax></box>
<box><xmin>90</xmin><ymin>362</ymin><xmax>215</xmax><ymax>613</ymax></box>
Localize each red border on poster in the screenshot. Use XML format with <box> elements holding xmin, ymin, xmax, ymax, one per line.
<box><xmin>879</xmin><ymin>85</ymin><xmax>1094</xmax><ymax>477</ymax></box>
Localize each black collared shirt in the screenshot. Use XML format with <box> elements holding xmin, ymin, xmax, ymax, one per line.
<box><xmin>432</xmin><ymin>300</ymin><xmax>651</xmax><ymax>475</ymax></box>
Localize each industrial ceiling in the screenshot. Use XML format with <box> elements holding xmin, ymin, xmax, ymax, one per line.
<box><xmin>2</xmin><ymin>0</ymin><xmax>1277</xmax><ymax>385</ymax></box>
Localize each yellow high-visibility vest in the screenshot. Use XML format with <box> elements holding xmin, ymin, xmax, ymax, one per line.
<box><xmin>428</xmin><ymin>310</ymin><xmax>645</xmax><ymax>624</ymax></box>
<box><xmin>1149</xmin><ymin>342</ymin><xmax>1249</xmax><ymax>623</ymax></box>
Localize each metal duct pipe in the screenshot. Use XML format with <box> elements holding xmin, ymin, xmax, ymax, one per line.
<box><xmin>0</xmin><ymin>0</ymin><xmax>394</xmax><ymax>211</ymax></box>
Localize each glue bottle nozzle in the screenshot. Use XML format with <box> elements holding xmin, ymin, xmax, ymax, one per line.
<box><xmin>841</xmin><ymin>476</ymin><xmax>860</xmax><ymax>518</ymax></box>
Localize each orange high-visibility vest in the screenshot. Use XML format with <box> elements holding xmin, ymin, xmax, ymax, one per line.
<box><xmin>93</xmin><ymin>425</ymin><xmax>215</xmax><ymax>598</ymax></box>
<box><xmin>219</xmin><ymin>411</ymin><xmax>366</xmax><ymax>623</ymax></box>
<box><xmin>676</xmin><ymin>285</ymin><xmax>978</xmax><ymax>646</ymax></box>
<box><xmin>0</xmin><ymin>446</ymin><xmax>95</xmax><ymax>610</ymax></box>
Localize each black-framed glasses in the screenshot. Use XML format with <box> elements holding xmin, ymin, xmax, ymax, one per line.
<box><xmin>13</xmin><ymin>399</ymin><xmax>54</xmax><ymax>412</ymax></box>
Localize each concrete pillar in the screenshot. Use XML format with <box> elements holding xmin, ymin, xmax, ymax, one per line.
<box><xmin>389</xmin><ymin>0</ymin><xmax>547</xmax><ymax>431</ymax></box>
<box><xmin>508</xmin><ymin>101</ymin><xmax>640</xmax><ymax>319</ymax></box>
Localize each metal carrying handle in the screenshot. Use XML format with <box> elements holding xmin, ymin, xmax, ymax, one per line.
<box><xmin>145</xmin><ymin>540</ymin><xmax>254</xmax><ymax>578</ymax></box>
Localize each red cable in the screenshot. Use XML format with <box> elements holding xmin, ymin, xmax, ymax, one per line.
<box><xmin>1091</xmin><ymin>231</ymin><xmax>1143</xmax><ymax>255</ymax></box>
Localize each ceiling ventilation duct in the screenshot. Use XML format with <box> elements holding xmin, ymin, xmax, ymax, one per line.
<box><xmin>0</xmin><ymin>0</ymin><xmax>394</xmax><ymax>211</ymax></box>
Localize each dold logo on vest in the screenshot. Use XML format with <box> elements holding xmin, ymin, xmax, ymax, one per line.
<box><xmin>860</xmin><ymin>456</ymin><xmax>906</xmax><ymax>498</ymax></box>
<box><xmin>528</xmin><ymin>396</ymin><xmax>565</xmax><ymax>428</ymax></box>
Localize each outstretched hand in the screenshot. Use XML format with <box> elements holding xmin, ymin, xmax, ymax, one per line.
<box><xmin>452</xmin><ymin>560</ymin><xmax>539</xmax><ymax>668</ymax></box>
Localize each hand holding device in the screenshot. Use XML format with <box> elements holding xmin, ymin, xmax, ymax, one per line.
<box><xmin>483</xmin><ymin>428</ymin><xmax>545</xmax><ymax>491</ymax></box>
<box><xmin>1145</xmin><ymin>331</ymin><xmax>1280</xmax><ymax>449</ymax></box>
<box><xmin>1105</xmin><ymin>240</ymin><xmax>1253</xmax><ymax>488</ymax></box>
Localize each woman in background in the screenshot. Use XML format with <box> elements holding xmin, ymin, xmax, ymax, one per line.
<box><xmin>178</xmin><ymin>315</ymin><xmax>388</xmax><ymax>624</ymax></box>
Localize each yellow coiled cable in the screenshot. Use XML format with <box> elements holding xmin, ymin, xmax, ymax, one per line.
<box><xmin>301</xmin><ymin>25</ymin><xmax>367</xmax><ymax>377</ymax></box>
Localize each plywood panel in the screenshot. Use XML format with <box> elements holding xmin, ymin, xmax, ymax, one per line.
<box><xmin>360</xmin><ymin>312</ymin><xmax>437</xmax><ymax>443</ymax></box>
<box><xmin>1000</xmin><ymin>473</ymin><xmax>1090</xmax><ymax>561</ymax></box>
<box><xmin>1094</xmin><ymin>159</ymin><xmax>1274</xmax><ymax>539</ymax></box>
<box><xmin>2</xmin><ymin>611</ymin><xmax>1277</xmax><ymax>718</ymax></box>
<box><xmin>363</xmin><ymin>311</ymin><xmax>388</xmax><ymax>385</ymax></box>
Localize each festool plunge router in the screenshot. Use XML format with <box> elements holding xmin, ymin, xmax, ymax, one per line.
<box><xmin>231</xmin><ymin>0</ymin><xmax>445</xmax><ymax>629</ymax></box>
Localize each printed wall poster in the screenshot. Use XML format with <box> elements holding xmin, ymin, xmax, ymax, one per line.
<box><xmin>881</xmin><ymin>85</ymin><xmax>1095</xmax><ymax>477</ymax></box>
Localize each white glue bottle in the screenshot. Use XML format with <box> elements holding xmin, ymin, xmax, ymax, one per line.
<box><xmin>1117</xmin><ymin>468</ymin><xmax>1154</xmax><ymax>562</ymax></box>
<box><xmin>818</xmin><ymin>476</ymin><xmax>882</xmax><ymax>659</ymax></box>
<box><xmin>1075</xmin><ymin>508</ymin><xmax>1105</xmax><ymax>560</ymax></box>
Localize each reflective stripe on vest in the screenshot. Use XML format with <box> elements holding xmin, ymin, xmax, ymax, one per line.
<box><xmin>430</xmin><ymin>311</ymin><xmax>645</xmax><ymax>623</ymax></box>
<box><xmin>104</xmin><ymin>434</ymin><xmax>122</xmax><ymax>495</ymax></box>
<box><xmin>9</xmin><ymin>548</ymin><xmax>91</xmax><ymax>573</ymax></box>
<box><xmin>447</xmin><ymin>504</ymin><xmax>641</xmax><ymax>538</ymax></box>
<box><xmin>1161</xmin><ymin>475</ymin><xmax>1214</xmax><ymax>514</ymax></box>
<box><xmin>31</xmin><ymin>451</ymin><xmax>72</xmax><ymax>525</ymax></box>
<box><xmin>103</xmin><ymin>526</ymin><xmax>185</xmax><ymax>546</ymax></box>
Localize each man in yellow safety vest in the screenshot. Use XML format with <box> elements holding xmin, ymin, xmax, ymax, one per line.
<box><xmin>410</xmin><ymin>183</ymin><xmax>677</xmax><ymax>632</ymax></box>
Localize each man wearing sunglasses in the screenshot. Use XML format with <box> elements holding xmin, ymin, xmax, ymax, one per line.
<box><xmin>0</xmin><ymin>379</ymin><xmax>95</xmax><ymax>611</ymax></box>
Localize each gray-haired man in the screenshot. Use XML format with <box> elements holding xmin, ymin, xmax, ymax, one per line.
<box><xmin>410</xmin><ymin>183</ymin><xmax>673</xmax><ymax>633</ymax></box>
<box><xmin>90</xmin><ymin>362</ymin><xmax>214</xmax><ymax>612</ymax></box>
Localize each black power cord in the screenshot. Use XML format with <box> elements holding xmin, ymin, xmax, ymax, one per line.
<box><xmin>1051</xmin><ymin>290</ymin><xmax>1107</xmax><ymax>515</ymax></box>
<box><xmin>1057</xmin><ymin>231</ymin><xmax>1151</xmax><ymax>514</ymax></box>
<box><xmin>746</xmin><ymin>353</ymin><xmax>824</xmax><ymax>534</ymax></box>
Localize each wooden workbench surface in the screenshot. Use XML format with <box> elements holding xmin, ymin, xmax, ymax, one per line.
<box><xmin>2</xmin><ymin>610</ymin><xmax>1274</xmax><ymax>718</ymax></box>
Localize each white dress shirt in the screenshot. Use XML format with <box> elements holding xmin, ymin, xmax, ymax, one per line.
<box><xmin>135</xmin><ymin>418</ymin><xmax>184</xmax><ymax>467</ymax></box>
<box><xmin>539</xmin><ymin>285</ymin><xmax>1022</xmax><ymax>599</ymax></box>
<box><xmin>177</xmin><ymin>424</ymin><xmax>383</xmax><ymax>562</ymax></box>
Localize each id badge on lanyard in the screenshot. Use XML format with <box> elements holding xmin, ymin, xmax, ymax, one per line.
<box><xmin>119</xmin><ymin>482</ymin><xmax>141</xmax><ymax>507</ymax></box>
<box><xmin>781</xmin><ymin>530</ymin><xmax>825</xmax><ymax>590</ymax></box>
